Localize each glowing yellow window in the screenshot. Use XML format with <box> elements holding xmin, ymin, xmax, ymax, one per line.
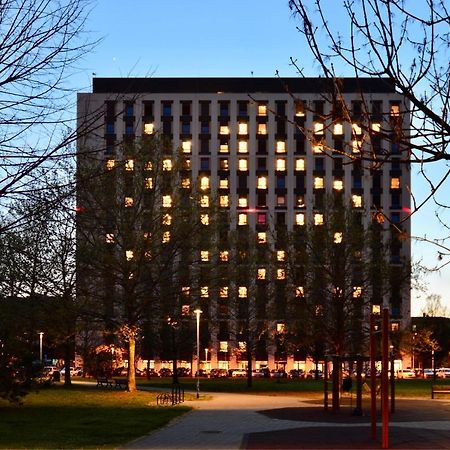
<box><xmin>105</xmin><ymin>233</ymin><xmax>115</xmax><ymax>243</ymax></box>
<box><xmin>257</xmin><ymin>268</ymin><xmax>266</xmax><ymax>280</ymax></box>
<box><xmin>333</xmin><ymin>179</ymin><xmax>344</xmax><ymax>191</ymax></box>
<box><xmin>352</xmin><ymin>123</ymin><xmax>362</xmax><ymax>135</ymax></box>
<box><xmin>220</xmin><ymin>195</ymin><xmax>229</xmax><ymax>207</ymax></box>
<box><xmin>163</xmin><ymin>159</ymin><xmax>172</xmax><ymax>171</ymax></box>
<box><xmin>125</xmin><ymin>250</ymin><xmax>134</xmax><ymax>261</ymax></box>
<box><xmin>238</xmin><ymin>159</ymin><xmax>248</xmax><ymax>171</ymax></box>
<box><xmin>258</xmin><ymin>104</ymin><xmax>267</xmax><ymax>116</ymax></box>
<box><xmin>106</xmin><ymin>159</ymin><xmax>115</xmax><ymax>170</ymax></box>
<box><xmin>257</xmin><ymin>232</ymin><xmax>267</xmax><ymax>244</ymax></box>
<box><xmin>371</xmin><ymin>122</ymin><xmax>381</xmax><ymax>132</ymax></box>
<box><xmin>238</xmin><ymin>123</ymin><xmax>248</xmax><ymax>135</ymax></box>
<box><xmin>162</xmin><ymin>214</ymin><xmax>172</xmax><ymax>225</ymax></box>
<box><xmin>277</xmin><ymin>268</ymin><xmax>286</xmax><ymax>280</ymax></box>
<box><xmin>277</xmin><ymin>250</ymin><xmax>286</xmax><ymax>261</ymax></box>
<box><xmin>257</xmin><ymin>176</ymin><xmax>268</xmax><ymax>189</ymax></box>
<box><xmin>238</xmin><ymin>140</ymin><xmax>248</xmax><ymax>153</ymax></box>
<box><xmin>257</xmin><ymin>123</ymin><xmax>267</xmax><ymax>135</ymax></box>
<box><xmin>333</xmin><ymin>123</ymin><xmax>344</xmax><ymax>135</ymax></box>
<box><xmin>295</xmin><ymin>158</ymin><xmax>305</xmax><ymax>171</ymax></box>
<box><xmin>334</xmin><ymin>232</ymin><xmax>343</xmax><ymax>243</ymax></box>
<box><xmin>352</xmin><ymin>194</ymin><xmax>362</xmax><ymax>208</ymax></box>
<box><xmin>144</xmin><ymin>161</ymin><xmax>153</xmax><ymax>171</ymax></box>
<box><xmin>295</xmin><ymin>213</ymin><xmax>305</xmax><ymax>226</ymax></box>
<box><xmin>352</xmin><ymin>140</ymin><xmax>362</xmax><ymax>153</ymax></box>
<box><xmin>276</xmin><ymin>141</ymin><xmax>286</xmax><ymax>153</ymax></box>
<box><xmin>200</xmin><ymin>176</ymin><xmax>210</xmax><ymax>190</ymax></box>
<box><xmin>162</xmin><ymin>231</ymin><xmax>171</xmax><ymax>243</ymax></box>
<box><xmin>372</xmin><ymin>304</ymin><xmax>381</xmax><ymax>314</ymax></box>
<box><xmin>182</xmin><ymin>140</ymin><xmax>192</xmax><ymax>153</ymax></box>
<box><xmin>390</xmin><ymin>105</ymin><xmax>400</xmax><ymax>117</ymax></box>
<box><xmin>125</xmin><ymin>159</ymin><xmax>134</xmax><ymax>171</ymax></box>
<box><xmin>144</xmin><ymin>122</ymin><xmax>154</xmax><ymax>134</ymax></box>
<box><xmin>238</xmin><ymin>213</ymin><xmax>248</xmax><ymax>226</ymax></box>
<box><xmin>124</xmin><ymin>197</ymin><xmax>134</xmax><ymax>207</ymax></box>
<box><xmin>312</xmin><ymin>141</ymin><xmax>324</xmax><ymax>153</ymax></box>
<box><xmin>353</xmin><ymin>286</ymin><xmax>362</xmax><ymax>298</ymax></box>
<box><xmin>295</xmin><ymin>100</ymin><xmax>305</xmax><ymax>117</ymax></box>
<box><xmin>220</xmin><ymin>159</ymin><xmax>229</xmax><ymax>170</ymax></box>
<box><xmin>296</xmin><ymin>196</ymin><xmax>305</xmax><ymax>207</ymax></box>
<box><xmin>219</xmin><ymin>250</ymin><xmax>229</xmax><ymax>262</ymax></box>
<box><xmin>220</xmin><ymin>287</ymin><xmax>229</xmax><ymax>298</ymax></box>
<box><xmin>200</xmin><ymin>195</ymin><xmax>209</xmax><ymax>207</ymax></box>
<box><xmin>181</xmin><ymin>305</ymin><xmax>190</xmax><ymax>316</ymax></box>
<box><xmin>183</xmin><ymin>159</ymin><xmax>191</xmax><ymax>170</ymax></box>
<box><xmin>219</xmin><ymin>178</ymin><xmax>229</xmax><ymax>189</ymax></box>
<box><xmin>219</xmin><ymin>125</ymin><xmax>230</xmax><ymax>135</ymax></box>
<box><xmin>238</xmin><ymin>286</ymin><xmax>247</xmax><ymax>298</ymax></box>
<box><xmin>276</xmin><ymin>158</ymin><xmax>286</xmax><ymax>171</ymax></box>
<box><xmin>219</xmin><ymin>341</ymin><xmax>228</xmax><ymax>352</ymax></box>
<box><xmin>201</xmin><ymin>286</ymin><xmax>209</xmax><ymax>298</ymax></box>
<box><xmin>162</xmin><ymin>195</ymin><xmax>172</xmax><ymax>208</ymax></box>
<box><xmin>238</xmin><ymin>341</ymin><xmax>246</xmax><ymax>351</ymax></box>
<box><xmin>200</xmin><ymin>214</ymin><xmax>209</xmax><ymax>225</ymax></box>
<box><xmin>182</xmin><ymin>286</ymin><xmax>190</xmax><ymax>297</ymax></box>
<box><xmin>314</xmin><ymin>213</ymin><xmax>324</xmax><ymax>225</ymax></box>
<box><xmin>314</xmin><ymin>122</ymin><xmax>324</xmax><ymax>135</ymax></box>
<box><xmin>201</xmin><ymin>250</ymin><xmax>209</xmax><ymax>262</ymax></box>
<box><xmin>277</xmin><ymin>323</ymin><xmax>286</xmax><ymax>333</ymax></box>
<box><xmin>238</xmin><ymin>196</ymin><xmax>248</xmax><ymax>208</ymax></box>
<box><xmin>295</xmin><ymin>286</ymin><xmax>305</xmax><ymax>297</ymax></box>
<box><xmin>219</xmin><ymin>143</ymin><xmax>229</xmax><ymax>153</ymax></box>
<box><xmin>314</xmin><ymin>177</ymin><xmax>324</xmax><ymax>189</ymax></box>
<box><xmin>181</xmin><ymin>178</ymin><xmax>191</xmax><ymax>188</ymax></box>
<box><xmin>145</xmin><ymin>177</ymin><xmax>153</xmax><ymax>189</ymax></box>
<box><xmin>391</xmin><ymin>177</ymin><xmax>400</xmax><ymax>189</ymax></box>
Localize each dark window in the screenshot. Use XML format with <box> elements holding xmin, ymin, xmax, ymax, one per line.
<box><xmin>372</xmin><ymin>194</ymin><xmax>381</xmax><ymax>208</ymax></box>
<box><xmin>391</xmin><ymin>159</ymin><xmax>401</xmax><ymax>171</ymax></box>
<box><xmin>276</xmin><ymin>101</ymin><xmax>286</xmax><ymax>116</ymax></box>
<box><xmin>314</xmin><ymin>158</ymin><xmax>324</xmax><ymax>171</ymax></box>
<box><xmin>296</xmin><ymin>174</ymin><xmax>305</xmax><ymax>190</ymax></box>
<box><xmin>106</xmin><ymin>101</ymin><xmax>116</xmax><ymax>117</ymax></box>
<box><xmin>391</xmin><ymin>142</ymin><xmax>400</xmax><ymax>154</ymax></box>
<box><xmin>257</xmin><ymin>158</ymin><xmax>266</xmax><ymax>170</ymax></box>
<box><xmin>296</xmin><ymin>138</ymin><xmax>305</xmax><ymax>154</ymax></box>
<box><xmin>373</xmin><ymin>172</ymin><xmax>382</xmax><ymax>188</ymax></box>
<box><xmin>313</xmin><ymin>101</ymin><xmax>324</xmax><ymax>115</ymax></box>
<box><xmin>181</xmin><ymin>102</ymin><xmax>191</xmax><ymax>116</ymax></box>
<box><xmin>125</xmin><ymin>124</ymin><xmax>134</xmax><ymax>135</ymax></box>
<box><xmin>238</xmin><ymin>101</ymin><xmax>248</xmax><ymax>117</ymax></box>
<box><xmin>106</xmin><ymin>123</ymin><xmax>115</xmax><ymax>134</ymax></box>
<box><xmin>391</xmin><ymin>212</ymin><xmax>400</xmax><ymax>223</ymax></box>
<box><xmin>200</xmin><ymin>139</ymin><xmax>209</xmax><ymax>154</ymax></box>
<box><xmin>353</xmin><ymin>177</ymin><xmax>362</xmax><ymax>189</ymax></box>
<box><xmin>257</xmin><ymin>193</ymin><xmax>266</xmax><ymax>207</ymax></box>
<box><xmin>238</xmin><ymin>174</ymin><xmax>247</xmax><ymax>189</ymax></box>
<box><xmin>219</xmin><ymin>102</ymin><xmax>229</xmax><ymax>117</ymax></box>
<box><xmin>333</xmin><ymin>139</ymin><xmax>343</xmax><ymax>152</ymax></box>
<box><xmin>200</xmin><ymin>101</ymin><xmax>209</xmax><ymax>116</ymax></box>
<box><xmin>200</xmin><ymin>158</ymin><xmax>210</xmax><ymax>170</ymax></box>
<box><xmin>276</xmin><ymin>212</ymin><xmax>285</xmax><ymax>225</ymax></box>
<box><xmin>143</xmin><ymin>101</ymin><xmax>153</xmax><ymax>117</ymax></box>
<box><xmin>201</xmin><ymin>122</ymin><xmax>209</xmax><ymax>134</ymax></box>
<box><xmin>334</xmin><ymin>158</ymin><xmax>343</xmax><ymax>171</ymax></box>
<box><xmin>181</xmin><ymin>122</ymin><xmax>190</xmax><ymax>134</ymax></box>
<box><xmin>257</xmin><ymin>139</ymin><xmax>267</xmax><ymax>154</ymax></box>
<box><xmin>352</xmin><ymin>101</ymin><xmax>363</xmax><ymax>116</ymax></box>
<box><xmin>162</xmin><ymin>103</ymin><xmax>172</xmax><ymax>117</ymax></box>
<box><xmin>276</xmin><ymin>119</ymin><xmax>286</xmax><ymax>135</ymax></box>
<box><xmin>162</xmin><ymin>121</ymin><xmax>171</xmax><ymax>135</ymax></box>
<box><xmin>372</xmin><ymin>101</ymin><xmax>382</xmax><ymax>115</ymax></box>
<box><xmin>391</xmin><ymin>194</ymin><xmax>401</xmax><ymax>208</ymax></box>
<box><xmin>276</xmin><ymin>175</ymin><xmax>286</xmax><ymax>189</ymax></box>
<box><xmin>125</xmin><ymin>103</ymin><xmax>134</xmax><ymax>117</ymax></box>
<box><xmin>105</xmin><ymin>141</ymin><xmax>114</xmax><ymax>155</ymax></box>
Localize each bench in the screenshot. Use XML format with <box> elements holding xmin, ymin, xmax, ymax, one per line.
<box><xmin>96</xmin><ymin>377</ymin><xmax>113</xmax><ymax>388</ymax></box>
<box><xmin>114</xmin><ymin>378</ymin><xmax>129</xmax><ymax>390</ymax></box>
<box><xmin>431</xmin><ymin>385</ymin><xmax>450</xmax><ymax>399</ymax></box>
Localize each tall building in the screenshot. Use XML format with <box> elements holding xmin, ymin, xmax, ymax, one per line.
<box><xmin>77</xmin><ymin>77</ymin><xmax>410</xmax><ymax>372</ymax></box>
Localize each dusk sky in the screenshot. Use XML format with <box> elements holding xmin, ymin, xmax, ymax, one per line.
<box><xmin>77</xmin><ymin>0</ymin><xmax>450</xmax><ymax>316</ymax></box>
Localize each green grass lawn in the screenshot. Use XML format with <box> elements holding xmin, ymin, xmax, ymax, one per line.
<box><xmin>0</xmin><ymin>384</ymin><xmax>190</xmax><ymax>449</ymax></box>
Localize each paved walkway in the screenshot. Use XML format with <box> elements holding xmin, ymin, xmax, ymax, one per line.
<box><xmin>122</xmin><ymin>391</ymin><xmax>450</xmax><ymax>450</ymax></box>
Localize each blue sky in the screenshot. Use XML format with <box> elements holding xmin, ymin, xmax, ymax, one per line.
<box><xmin>77</xmin><ymin>0</ymin><xmax>450</xmax><ymax>316</ymax></box>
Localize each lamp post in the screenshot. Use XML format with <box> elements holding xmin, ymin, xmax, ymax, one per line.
<box><xmin>194</xmin><ymin>308</ymin><xmax>202</xmax><ymax>399</ymax></box>
<box><xmin>38</xmin><ymin>332</ymin><xmax>44</xmax><ymax>363</ymax></box>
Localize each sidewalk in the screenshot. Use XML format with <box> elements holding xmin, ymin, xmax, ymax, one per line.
<box><xmin>122</xmin><ymin>391</ymin><xmax>450</xmax><ymax>450</ymax></box>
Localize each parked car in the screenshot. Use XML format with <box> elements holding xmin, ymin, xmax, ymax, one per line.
<box><xmin>209</xmin><ymin>368</ymin><xmax>228</xmax><ymax>378</ymax></box>
<box><xmin>252</xmin><ymin>370</ymin><xmax>266</xmax><ymax>378</ymax></box>
<box><xmin>60</xmin><ymin>367</ymin><xmax>82</xmax><ymax>377</ymax></box>
<box><xmin>289</xmin><ymin>369</ymin><xmax>305</xmax><ymax>379</ymax></box>
<box><xmin>306</xmin><ymin>369</ymin><xmax>324</xmax><ymax>379</ymax></box>
<box><xmin>144</xmin><ymin>368</ymin><xmax>159</xmax><ymax>378</ymax></box>
<box><xmin>423</xmin><ymin>368</ymin><xmax>435</xmax><ymax>379</ymax></box>
<box><xmin>177</xmin><ymin>367</ymin><xmax>191</xmax><ymax>377</ymax></box>
<box><xmin>158</xmin><ymin>368</ymin><xmax>173</xmax><ymax>377</ymax></box>
<box><xmin>194</xmin><ymin>369</ymin><xmax>209</xmax><ymax>377</ymax></box>
<box><xmin>230</xmin><ymin>369</ymin><xmax>247</xmax><ymax>377</ymax></box>
<box><xmin>271</xmin><ymin>369</ymin><xmax>287</xmax><ymax>378</ymax></box>
<box><xmin>396</xmin><ymin>368</ymin><xmax>415</xmax><ymax>379</ymax></box>
<box><xmin>113</xmin><ymin>367</ymin><xmax>128</xmax><ymax>376</ymax></box>
<box><xmin>438</xmin><ymin>368</ymin><xmax>450</xmax><ymax>378</ymax></box>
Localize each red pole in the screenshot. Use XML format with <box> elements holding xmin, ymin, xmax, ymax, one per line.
<box><xmin>370</xmin><ymin>314</ymin><xmax>377</xmax><ymax>441</ymax></box>
<box><xmin>381</xmin><ymin>308</ymin><xmax>389</xmax><ymax>449</ymax></box>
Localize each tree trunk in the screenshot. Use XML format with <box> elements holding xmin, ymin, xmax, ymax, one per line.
<box><xmin>247</xmin><ymin>348</ymin><xmax>253</xmax><ymax>388</ymax></box>
<box><xmin>63</xmin><ymin>338</ymin><xmax>72</xmax><ymax>387</ymax></box>
<box><xmin>127</xmin><ymin>335</ymin><xmax>136</xmax><ymax>392</ymax></box>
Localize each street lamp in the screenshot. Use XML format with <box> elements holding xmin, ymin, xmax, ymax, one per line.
<box><xmin>194</xmin><ymin>308</ymin><xmax>202</xmax><ymax>399</ymax></box>
<box><xmin>38</xmin><ymin>332</ymin><xmax>44</xmax><ymax>362</ymax></box>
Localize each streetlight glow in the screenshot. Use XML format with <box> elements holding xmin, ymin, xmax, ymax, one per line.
<box><xmin>38</xmin><ymin>332</ymin><xmax>44</xmax><ymax>362</ymax></box>
<box><xmin>194</xmin><ymin>308</ymin><xmax>202</xmax><ymax>399</ymax></box>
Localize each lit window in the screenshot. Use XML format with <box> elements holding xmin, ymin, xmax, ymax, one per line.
<box><xmin>352</xmin><ymin>140</ymin><xmax>362</xmax><ymax>153</ymax></box>
<box><xmin>200</xmin><ymin>176</ymin><xmax>210</xmax><ymax>190</ymax></box>
<box><xmin>353</xmin><ymin>286</ymin><xmax>362</xmax><ymax>298</ymax></box>
<box><xmin>124</xmin><ymin>197</ymin><xmax>133</xmax><ymax>207</ymax></box>
<box><xmin>144</xmin><ymin>122</ymin><xmax>154</xmax><ymax>134</ymax></box>
<box><xmin>333</xmin><ymin>179</ymin><xmax>344</xmax><ymax>191</ymax></box>
<box><xmin>163</xmin><ymin>159</ymin><xmax>172</xmax><ymax>171</ymax></box>
<box><xmin>295</xmin><ymin>286</ymin><xmax>304</xmax><ymax>297</ymax></box>
<box><xmin>352</xmin><ymin>123</ymin><xmax>362</xmax><ymax>135</ymax></box>
<box><xmin>201</xmin><ymin>286</ymin><xmax>209</xmax><ymax>298</ymax></box>
<box><xmin>219</xmin><ymin>143</ymin><xmax>229</xmax><ymax>153</ymax></box>
<box><xmin>295</xmin><ymin>158</ymin><xmax>305</xmax><ymax>171</ymax></box>
<box><xmin>238</xmin><ymin>213</ymin><xmax>247</xmax><ymax>226</ymax></box>
<box><xmin>200</xmin><ymin>214</ymin><xmax>209</xmax><ymax>225</ymax></box>
<box><xmin>219</xmin><ymin>341</ymin><xmax>228</xmax><ymax>352</ymax></box>
<box><xmin>333</xmin><ymin>123</ymin><xmax>344</xmax><ymax>135</ymax></box>
<box><xmin>258</xmin><ymin>104</ymin><xmax>267</xmax><ymax>116</ymax></box>
<box><xmin>219</xmin><ymin>125</ymin><xmax>230</xmax><ymax>135</ymax></box>
<box><xmin>162</xmin><ymin>195</ymin><xmax>172</xmax><ymax>208</ymax></box>
<box><xmin>314</xmin><ymin>122</ymin><xmax>324</xmax><ymax>135</ymax></box>
<box><xmin>312</xmin><ymin>141</ymin><xmax>324</xmax><ymax>153</ymax></box>
<box><xmin>182</xmin><ymin>305</ymin><xmax>190</xmax><ymax>316</ymax></box>
<box><xmin>182</xmin><ymin>140</ymin><xmax>192</xmax><ymax>153</ymax></box>
<box><xmin>200</xmin><ymin>195</ymin><xmax>209</xmax><ymax>207</ymax></box>
<box><xmin>105</xmin><ymin>233</ymin><xmax>115</xmax><ymax>243</ymax></box>
<box><xmin>106</xmin><ymin>159</ymin><xmax>115</xmax><ymax>170</ymax></box>
<box><xmin>238</xmin><ymin>286</ymin><xmax>247</xmax><ymax>298</ymax></box>
<box><xmin>257</xmin><ymin>176</ymin><xmax>268</xmax><ymax>189</ymax></box>
<box><xmin>391</xmin><ymin>322</ymin><xmax>399</xmax><ymax>332</ymax></box>
<box><xmin>391</xmin><ymin>177</ymin><xmax>400</xmax><ymax>189</ymax></box>
<box><xmin>257</xmin><ymin>232</ymin><xmax>267</xmax><ymax>244</ymax></box>
<box><xmin>219</xmin><ymin>195</ymin><xmax>229</xmax><ymax>207</ymax></box>
<box><xmin>277</xmin><ymin>195</ymin><xmax>286</xmax><ymax>206</ymax></box>
<box><xmin>314</xmin><ymin>177</ymin><xmax>324</xmax><ymax>189</ymax></box>
<box><xmin>295</xmin><ymin>100</ymin><xmax>305</xmax><ymax>117</ymax></box>
<box><xmin>296</xmin><ymin>196</ymin><xmax>305</xmax><ymax>207</ymax></box>
<box><xmin>220</xmin><ymin>287</ymin><xmax>229</xmax><ymax>298</ymax></box>
<box><xmin>238</xmin><ymin>123</ymin><xmax>248</xmax><ymax>135</ymax></box>
<box><xmin>257</xmin><ymin>268</ymin><xmax>266</xmax><ymax>280</ymax></box>
<box><xmin>162</xmin><ymin>231</ymin><xmax>171</xmax><ymax>243</ymax></box>
<box><xmin>201</xmin><ymin>250</ymin><xmax>209</xmax><ymax>262</ymax></box>
<box><xmin>238</xmin><ymin>196</ymin><xmax>248</xmax><ymax>208</ymax></box>
<box><xmin>352</xmin><ymin>194</ymin><xmax>362</xmax><ymax>208</ymax></box>
<box><xmin>295</xmin><ymin>213</ymin><xmax>305</xmax><ymax>226</ymax></box>
<box><xmin>257</xmin><ymin>213</ymin><xmax>266</xmax><ymax>224</ymax></box>
<box><xmin>238</xmin><ymin>341</ymin><xmax>246</xmax><ymax>351</ymax></box>
<box><xmin>182</xmin><ymin>286</ymin><xmax>190</xmax><ymax>297</ymax></box>
<box><xmin>238</xmin><ymin>140</ymin><xmax>248</xmax><ymax>153</ymax></box>
<box><xmin>238</xmin><ymin>159</ymin><xmax>248</xmax><ymax>171</ymax></box>
<box><xmin>277</xmin><ymin>323</ymin><xmax>286</xmax><ymax>333</ymax></box>
<box><xmin>276</xmin><ymin>158</ymin><xmax>286</xmax><ymax>171</ymax></box>
<box><xmin>162</xmin><ymin>214</ymin><xmax>172</xmax><ymax>225</ymax></box>
<box><xmin>276</xmin><ymin>141</ymin><xmax>286</xmax><ymax>153</ymax></box>
<box><xmin>314</xmin><ymin>213</ymin><xmax>324</xmax><ymax>225</ymax></box>
<box><xmin>372</xmin><ymin>304</ymin><xmax>381</xmax><ymax>314</ymax></box>
<box><xmin>219</xmin><ymin>250</ymin><xmax>229</xmax><ymax>262</ymax></box>
<box><xmin>219</xmin><ymin>178</ymin><xmax>229</xmax><ymax>189</ymax></box>
<box><xmin>125</xmin><ymin>250</ymin><xmax>134</xmax><ymax>261</ymax></box>
<box><xmin>125</xmin><ymin>159</ymin><xmax>134</xmax><ymax>171</ymax></box>
<box><xmin>277</xmin><ymin>268</ymin><xmax>286</xmax><ymax>280</ymax></box>
<box><xmin>371</xmin><ymin>122</ymin><xmax>381</xmax><ymax>132</ymax></box>
<box><xmin>334</xmin><ymin>232</ymin><xmax>343</xmax><ymax>243</ymax></box>
<box><xmin>277</xmin><ymin>250</ymin><xmax>285</xmax><ymax>261</ymax></box>
<box><xmin>145</xmin><ymin>177</ymin><xmax>153</xmax><ymax>189</ymax></box>
<box><xmin>183</xmin><ymin>159</ymin><xmax>191</xmax><ymax>170</ymax></box>
<box><xmin>181</xmin><ymin>178</ymin><xmax>191</xmax><ymax>188</ymax></box>
<box><xmin>145</xmin><ymin>161</ymin><xmax>153</xmax><ymax>171</ymax></box>
<box><xmin>390</xmin><ymin>105</ymin><xmax>400</xmax><ymax>117</ymax></box>
<box><xmin>257</xmin><ymin>123</ymin><xmax>267</xmax><ymax>135</ymax></box>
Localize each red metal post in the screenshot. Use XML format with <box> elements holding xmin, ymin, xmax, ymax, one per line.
<box><xmin>370</xmin><ymin>313</ymin><xmax>377</xmax><ymax>441</ymax></box>
<box><xmin>381</xmin><ymin>308</ymin><xmax>389</xmax><ymax>449</ymax></box>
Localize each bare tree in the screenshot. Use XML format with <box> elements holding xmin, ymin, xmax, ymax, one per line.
<box><xmin>421</xmin><ymin>293</ymin><xmax>449</xmax><ymax>317</ymax></box>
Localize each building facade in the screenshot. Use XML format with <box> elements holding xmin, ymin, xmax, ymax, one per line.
<box><xmin>77</xmin><ymin>77</ymin><xmax>410</xmax><ymax>372</ymax></box>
